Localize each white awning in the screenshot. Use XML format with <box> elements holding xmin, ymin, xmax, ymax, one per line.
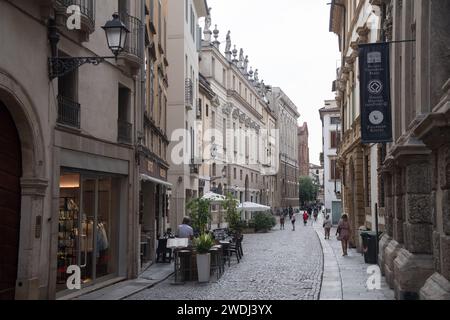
<box><xmin>140</xmin><ymin>174</ymin><xmax>172</xmax><ymax>188</ymax></box>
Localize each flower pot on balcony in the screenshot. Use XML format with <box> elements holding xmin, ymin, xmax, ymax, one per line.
<box><xmin>196</xmin><ymin>253</ymin><xmax>211</xmax><ymax>283</ymax></box>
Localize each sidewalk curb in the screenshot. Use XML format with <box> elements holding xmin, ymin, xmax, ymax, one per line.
<box><xmin>313</xmin><ymin>218</ymin><xmax>344</xmax><ymax>300</ymax></box>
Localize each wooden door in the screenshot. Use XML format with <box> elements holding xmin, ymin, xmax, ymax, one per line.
<box><xmin>0</xmin><ymin>101</ymin><xmax>22</xmax><ymax>300</ymax></box>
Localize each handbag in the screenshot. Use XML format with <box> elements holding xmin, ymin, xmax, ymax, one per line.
<box><xmin>337</xmin><ymin>234</ymin><xmax>342</xmax><ymax>241</ymax></box>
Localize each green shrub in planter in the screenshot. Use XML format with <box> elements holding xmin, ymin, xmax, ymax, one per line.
<box><xmin>194</xmin><ymin>233</ymin><xmax>215</xmax><ymax>254</ymax></box>
<box><xmin>253</xmin><ymin>212</ymin><xmax>276</xmax><ymax>232</ymax></box>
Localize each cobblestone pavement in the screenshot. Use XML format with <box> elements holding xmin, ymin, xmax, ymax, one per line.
<box><xmin>127</xmin><ymin>221</ymin><xmax>324</xmax><ymax>300</ymax></box>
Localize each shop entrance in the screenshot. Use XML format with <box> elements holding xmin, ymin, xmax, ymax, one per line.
<box><xmin>58</xmin><ymin>173</ymin><xmax>119</xmax><ymax>293</ymax></box>
<box><xmin>0</xmin><ymin>102</ymin><xmax>22</xmax><ymax>300</ymax></box>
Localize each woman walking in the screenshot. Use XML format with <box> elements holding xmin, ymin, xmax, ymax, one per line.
<box><xmin>336</xmin><ymin>214</ymin><xmax>351</xmax><ymax>256</ymax></box>
<box><xmin>323</xmin><ymin>215</ymin><xmax>332</xmax><ymax>240</ymax></box>
<box><xmin>280</xmin><ymin>214</ymin><xmax>285</xmax><ymax>230</ymax></box>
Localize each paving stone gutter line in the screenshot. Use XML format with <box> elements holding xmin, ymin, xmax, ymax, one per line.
<box><xmin>314</xmin><ymin>217</ymin><xmax>344</xmax><ymax>300</ymax></box>
<box><xmin>118</xmin><ymin>269</ymin><xmax>175</xmax><ymax>300</ymax></box>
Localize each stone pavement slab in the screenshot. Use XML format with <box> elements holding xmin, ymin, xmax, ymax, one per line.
<box><xmin>74</xmin><ymin>263</ymin><xmax>174</xmax><ymax>300</ymax></box>
<box><xmin>313</xmin><ymin>216</ymin><xmax>395</xmax><ymax>300</ymax></box>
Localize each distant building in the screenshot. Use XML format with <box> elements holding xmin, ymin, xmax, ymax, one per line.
<box><xmin>319</xmin><ymin>100</ymin><xmax>342</xmax><ymax>224</ymax></box>
<box><xmin>309</xmin><ymin>163</ymin><xmax>324</xmax><ymax>205</ymax></box>
<box><xmin>298</xmin><ymin>123</ymin><xmax>310</xmax><ymax>177</ymax></box>
<box><xmin>268</xmin><ymin>87</ymin><xmax>301</xmax><ymax>210</ymax></box>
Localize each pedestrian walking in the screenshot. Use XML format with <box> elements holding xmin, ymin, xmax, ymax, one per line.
<box><xmin>291</xmin><ymin>212</ymin><xmax>296</xmax><ymax>231</ymax></box>
<box><xmin>323</xmin><ymin>215</ymin><xmax>332</xmax><ymax>240</ymax></box>
<box><xmin>303</xmin><ymin>211</ymin><xmax>309</xmax><ymax>226</ymax></box>
<box><xmin>280</xmin><ymin>214</ymin><xmax>285</xmax><ymax>230</ymax></box>
<box><xmin>313</xmin><ymin>210</ymin><xmax>318</xmax><ymax>222</ymax></box>
<box><xmin>336</xmin><ymin>214</ymin><xmax>351</xmax><ymax>256</ymax></box>
<box><xmin>288</xmin><ymin>207</ymin><xmax>293</xmax><ymax>221</ymax></box>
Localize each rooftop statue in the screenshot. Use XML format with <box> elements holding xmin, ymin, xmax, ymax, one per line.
<box><xmin>204</xmin><ymin>8</ymin><xmax>212</xmax><ymax>31</ymax></box>
<box><xmin>225</xmin><ymin>31</ymin><xmax>231</xmax><ymax>52</ymax></box>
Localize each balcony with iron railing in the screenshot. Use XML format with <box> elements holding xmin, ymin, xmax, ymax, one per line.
<box><xmin>118</xmin><ymin>119</ymin><xmax>133</xmax><ymax>144</ymax></box>
<box><xmin>185</xmin><ymin>78</ymin><xmax>193</xmax><ymax>111</ymax></box>
<box><xmin>55</xmin><ymin>0</ymin><xmax>96</xmax><ymax>35</ymax></box>
<box><xmin>117</xmin><ymin>12</ymin><xmax>144</xmax><ymax>72</ymax></box>
<box><xmin>57</xmin><ymin>95</ymin><xmax>80</xmax><ymax>129</ymax></box>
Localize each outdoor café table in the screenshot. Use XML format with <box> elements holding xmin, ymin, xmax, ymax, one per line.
<box><xmin>167</xmin><ymin>238</ymin><xmax>190</xmax><ymax>283</ymax></box>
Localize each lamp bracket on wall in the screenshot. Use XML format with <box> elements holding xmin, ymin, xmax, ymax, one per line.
<box><xmin>49</xmin><ymin>56</ymin><xmax>115</xmax><ymax>80</ymax></box>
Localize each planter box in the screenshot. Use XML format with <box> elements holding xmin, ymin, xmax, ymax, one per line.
<box><xmin>196</xmin><ymin>253</ymin><xmax>211</xmax><ymax>283</ymax></box>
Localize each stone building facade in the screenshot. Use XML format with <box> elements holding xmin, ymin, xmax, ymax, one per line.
<box><xmin>319</xmin><ymin>100</ymin><xmax>342</xmax><ymax>224</ymax></box>
<box><xmin>330</xmin><ymin>0</ymin><xmax>450</xmax><ymax>299</ymax></box>
<box><xmin>330</xmin><ymin>0</ymin><xmax>386</xmax><ymax>249</ymax></box>
<box><xmin>268</xmin><ymin>88</ymin><xmax>300</xmax><ymax>210</ymax></box>
<box><xmin>138</xmin><ymin>0</ymin><xmax>171</xmax><ymax>271</ymax></box>
<box><xmin>198</xmin><ymin>20</ymin><xmax>278</xmax><ymax>221</ymax></box>
<box><xmin>0</xmin><ymin>0</ymin><xmax>144</xmax><ymax>299</ymax></box>
<box><xmin>298</xmin><ymin>123</ymin><xmax>310</xmax><ymax>177</ymax></box>
<box><xmin>376</xmin><ymin>0</ymin><xmax>450</xmax><ymax>300</ymax></box>
<box><xmin>166</xmin><ymin>0</ymin><xmax>208</xmax><ymax>229</ymax></box>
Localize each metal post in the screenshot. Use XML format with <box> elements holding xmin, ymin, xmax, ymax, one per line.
<box><xmin>375</xmin><ymin>203</ymin><xmax>379</xmax><ymax>264</ymax></box>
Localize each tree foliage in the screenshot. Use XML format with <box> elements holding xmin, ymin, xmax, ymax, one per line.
<box><xmin>222</xmin><ymin>193</ymin><xmax>241</xmax><ymax>232</ymax></box>
<box><xmin>186</xmin><ymin>198</ymin><xmax>211</xmax><ymax>234</ymax></box>
<box><xmin>299</xmin><ymin>176</ymin><xmax>318</xmax><ymax>207</ymax></box>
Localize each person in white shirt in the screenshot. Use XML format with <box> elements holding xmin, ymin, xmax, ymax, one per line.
<box><xmin>177</xmin><ymin>217</ymin><xmax>194</xmax><ymax>240</ymax></box>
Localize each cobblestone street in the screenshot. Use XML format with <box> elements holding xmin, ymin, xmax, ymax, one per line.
<box><xmin>128</xmin><ymin>222</ymin><xmax>323</xmax><ymax>300</ymax></box>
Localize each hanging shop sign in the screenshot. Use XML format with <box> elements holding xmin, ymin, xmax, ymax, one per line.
<box><xmin>359</xmin><ymin>43</ymin><xmax>393</xmax><ymax>144</ymax></box>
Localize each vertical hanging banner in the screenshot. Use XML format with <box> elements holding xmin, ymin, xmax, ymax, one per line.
<box><xmin>359</xmin><ymin>43</ymin><xmax>393</xmax><ymax>144</ymax></box>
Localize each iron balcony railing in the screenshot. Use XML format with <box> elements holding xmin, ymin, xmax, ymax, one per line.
<box><xmin>119</xmin><ymin>12</ymin><xmax>144</xmax><ymax>59</ymax></box>
<box><xmin>57</xmin><ymin>95</ymin><xmax>80</xmax><ymax>128</ymax></box>
<box><xmin>57</xmin><ymin>0</ymin><xmax>95</xmax><ymax>24</ymax></box>
<box><xmin>185</xmin><ymin>78</ymin><xmax>193</xmax><ymax>109</ymax></box>
<box><xmin>118</xmin><ymin>119</ymin><xmax>132</xmax><ymax>144</ymax></box>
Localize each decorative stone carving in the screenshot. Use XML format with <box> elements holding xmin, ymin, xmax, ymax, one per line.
<box><xmin>244</xmin><ymin>56</ymin><xmax>249</xmax><ymax>74</ymax></box>
<box><xmin>203</xmin><ymin>8</ymin><xmax>212</xmax><ymax>42</ymax></box>
<box><xmin>239</xmin><ymin>112</ymin><xmax>246</xmax><ymax>123</ymax></box>
<box><xmin>232</xmin><ymin>45</ymin><xmax>238</xmax><ymax>64</ymax></box>
<box><xmin>420</xmin><ymin>272</ymin><xmax>450</xmax><ymax>300</ymax></box>
<box><xmin>405</xmin><ymin>223</ymin><xmax>433</xmax><ymax>254</ymax></box>
<box><xmin>225</xmin><ymin>30</ymin><xmax>231</xmax><ymax>52</ymax></box>
<box><xmin>384</xmin><ymin>239</ymin><xmax>402</xmax><ymax>289</ymax></box>
<box><xmin>212</xmin><ymin>25</ymin><xmax>220</xmax><ymax>47</ymax></box>
<box><xmin>245</xmin><ymin>117</ymin><xmax>251</xmax><ymax>127</ymax></box>
<box><xmin>440</xmin><ymin>235</ymin><xmax>450</xmax><ymax>279</ymax></box>
<box><xmin>254</xmin><ymin>69</ymin><xmax>259</xmax><ymax>83</ymax></box>
<box><xmin>383</xmin><ymin>0</ymin><xmax>393</xmax><ymax>41</ymax></box>
<box><xmin>393</xmin><ymin>248</ymin><xmax>435</xmax><ymax>300</ymax></box>
<box><xmin>238</xmin><ymin>48</ymin><xmax>244</xmax><ymax>69</ymax></box>
<box><xmin>443</xmin><ymin>189</ymin><xmax>450</xmax><ymax>235</ymax></box>
<box><xmin>232</xmin><ymin>108</ymin><xmax>239</xmax><ymax>120</ymax></box>
<box><xmin>222</xmin><ymin>103</ymin><xmax>232</xmax><ymax>115</ymax></box>
<box><xmin>431</xmin><ymin>231</ymin><xmax>441</xmax><ymax>273</ymax></box>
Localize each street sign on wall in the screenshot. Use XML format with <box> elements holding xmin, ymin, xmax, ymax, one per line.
<box><xmin>359</xmin><ymin>43</ymin><xmax>393</xmax><ymax>144</ymax></box>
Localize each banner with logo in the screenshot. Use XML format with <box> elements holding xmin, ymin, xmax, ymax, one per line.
<box><xmin>359</xmin><ymin>43</ymin><xmax>393</xmax><ymax>144</ymax></box>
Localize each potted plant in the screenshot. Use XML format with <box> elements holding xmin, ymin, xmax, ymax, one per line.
<box><xmin>193</xmin><ymin>233</ymin><xmax>215</xmax><ymax>283</ymax></box>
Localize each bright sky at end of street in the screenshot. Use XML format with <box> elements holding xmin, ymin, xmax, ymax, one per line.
<box><xmin>205</xmin><ymin>0</ymin><xmax>341</xmax><ymax>166</ymax></box>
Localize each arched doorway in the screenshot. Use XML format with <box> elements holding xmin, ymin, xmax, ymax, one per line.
<box><xmin>0</xmin><ymin>101</ymin><xmax>22</xmax><ymax>300</ymax></box>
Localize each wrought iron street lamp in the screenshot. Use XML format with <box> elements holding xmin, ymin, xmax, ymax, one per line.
<box><xmin>48</xmin><ymin>13</ymin><xmax>129</xmax><ymax>80</ymax></box>
<box><xmin>102</xmin><ymin>13</ymin><xmax>129</xmax><ymax>56</ymax></box>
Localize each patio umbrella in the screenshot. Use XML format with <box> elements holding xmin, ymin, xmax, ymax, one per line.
<box><xmin>201</xmin><ymin>191</ymin><xmax>225</xmax><ymax>204</ymax></box>
<box><xmin>237</xmin><ymin>202</ymin><xmax>271</xmax><ymax>211</ymax></box>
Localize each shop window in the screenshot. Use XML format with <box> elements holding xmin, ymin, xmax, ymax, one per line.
<box><xmin>58</xmin><ymin>174</ymin><xmax>120</xmax><ymax>293</ymax></box>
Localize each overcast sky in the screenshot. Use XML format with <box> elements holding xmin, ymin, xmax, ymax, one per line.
<box><xmin>204</xmin><ymin>0</ymin><xmax>341</xmax><ymax>165</ymax></box>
